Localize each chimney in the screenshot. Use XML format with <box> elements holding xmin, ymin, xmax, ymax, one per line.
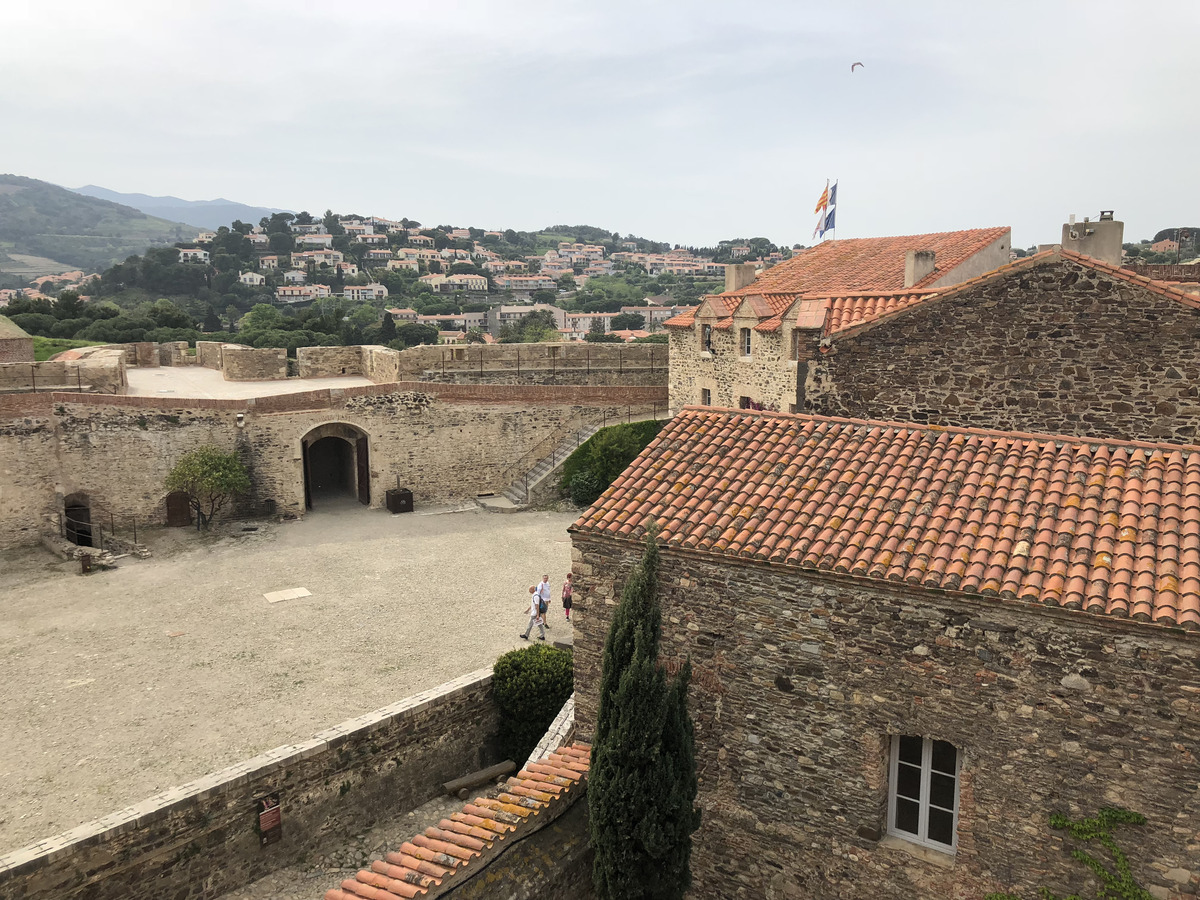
<box><xmin>903</xmin><ymin>250</ymin><xmax>937</xmax><ymax>288</ymax></box>
<box><xmin>1060</xmin><ymin>211</ymin><xmax>1123</xmax><ymax>265</ymax></box>
<box><xmin>724</xmin><ymin>263</ymin><xmax>757</xmax><ymax>293</ymax></box>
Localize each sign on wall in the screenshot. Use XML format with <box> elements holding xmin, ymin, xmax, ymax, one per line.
<box><xmin>256</xmin><ymin>793</ymin><xmax>282</xmax><ymax>847</ymax></box>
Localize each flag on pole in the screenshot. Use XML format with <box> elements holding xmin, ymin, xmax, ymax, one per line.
<box><xmin>813</xmin><ymin>180</ymin><xmax>830</xmax><ymax>214</ymax></box>
<box><xmin>828</xmin><ymin>181</ymin><xmax>837</xmax><ymax>207</ymax></box>
<box><xmin>812</xmin><ymin>210</ymin><xmax>826</xmax><ymax>240</ymax></box>
<box><xmin>823</xmin><ymin>208</ymin><xmax>836</xmax><ymax>232</ymax></box>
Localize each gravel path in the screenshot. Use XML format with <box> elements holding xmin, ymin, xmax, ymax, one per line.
<box><xmin>0</xmin><ymin>503</ymin><xmax>578</xmax><ymax>853</ymax></box>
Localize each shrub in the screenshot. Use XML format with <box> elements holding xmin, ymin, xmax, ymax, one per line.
<box><xmin>559</xmin><ymin>419</ymin><xmax>665</xmax><ymax>503</ymax></box>
<box><xmin>492</xmin><ymin>644</ymin><xmax>573</xmax><ymax>763</ymax></box>
<box><xmin>569</xmin><ymin>470</ymin><xmax>603</xmax><ymax>506</ymax></box>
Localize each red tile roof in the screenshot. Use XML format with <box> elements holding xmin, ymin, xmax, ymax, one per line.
<box><xmin>732</xmin><ymin>227</ymin><xmax>1009</xmax><ymax>296</ymax></box>
<box><xmin>571</xmin><ymin>409</ymin><xmax>1200</xmax><ymax>630</ymax></box>
<box><xmin>323</xmin><ymin>744</ymin><xmax>590</xmax><ymax>900</ymax></box>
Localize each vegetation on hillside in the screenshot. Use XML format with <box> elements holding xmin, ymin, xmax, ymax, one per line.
<box><xmin>0</xmin><ymin>175</ymin><xmax>197</xmax><ymax>273</ymax></box>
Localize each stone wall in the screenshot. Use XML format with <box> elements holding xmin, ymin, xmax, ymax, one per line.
<box><xmin>0</xmin><ymin>351</ymin><xmax>127</xmax><ymax>395</ymax></box>
<box><xmin>296</xmin><ymin>345</ymin><xmax>366</xmax><ymax>379</ymax></box>
<box><xmin>0</xmin><ymin>670</ymin><xmax>500</xmax><ymax>900</ymax></box>
<box><xmin>363</xmin><ymin>345</ymin><xmax>400</xmax><ymax>384</ymax></box>
<box><xmin>570</xmin><ymin>535</ymin><xmax>1200</xmax><ymax>900</ymax></box>
<box><xmin>421</xmin><ymin>368</ymin><xmax>665</xmax><ymax>387</ymax></box>
<box><xmin>0</xmin><ymin>383</ymin><xmax>667</xmax><ymax>547</ymax></box>
<box><xmin>0</xmin><ymin>336</ymin><xmax>34</xmax><ymax>363</ymax></box>
<box><xmin>221</xmin><ymin>346</ymin><xmax>288</xmax><ymax>381</ymax></box>
<box><xmin>668</xmin><ymin>321</ymin><xmax>799</xmax><ymax>414</ymax></box>
<box><xmin>196</xmin><ymin>340</ymin><xmax>224</xmax><ymax>370</ymax></box>
<box><xmin>808</xmin><ymin>259</ymin><xmax>1200</xmax><ymax>444</ymax></box>
<box><xmin>396</xmin><ymin>343</ymin><xmax>666</xmax><ymax>380</ymax></box>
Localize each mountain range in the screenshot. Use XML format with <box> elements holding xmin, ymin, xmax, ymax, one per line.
<box><xmin>72</xmin><ymin>186</ymin><xmax>289</xmax><ymax>231</ymax></box>
<box><xmin>0</xmin><ymin>174</ymin><xmax>198</xmax><ymax>280</ymax></box>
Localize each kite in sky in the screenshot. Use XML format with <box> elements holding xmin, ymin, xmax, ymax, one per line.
<box><xmin>851</xmin><ymin>62</ymin><xmax>864</xmax><ymax>72</ymax></box>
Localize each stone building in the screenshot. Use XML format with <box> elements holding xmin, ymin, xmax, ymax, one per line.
<box><xmin>0</xmin><ymin>315</ymin><xmax>34</xmax><ymax>363</ymax></box>
<box><xmin>569</xmin><ymin>407</ymin><xmax>1200</xmax><ymax>899</ymax></box>
<box><xmin>664</xmin><ymin>226</ymin><xmax>1011</xmax><ymax>413</ymax></box>
<box><xmin>667</xmin><ymin>245</ymin><xmax>1200</xmax><ymax>445</ymax></box>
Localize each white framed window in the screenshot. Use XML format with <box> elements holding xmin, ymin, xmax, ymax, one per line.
<box><xmin>888</xmin><ymin>735</ymin><xmax>960</xmax><ymax>852</ymax></box>
<box><xmin>701</xmin><ymin>324</ymin><xmax>713</xmax><ymax>351</ymax></box>
<box><xmin>700</xmin><ymin>388</ymin><xmax>712</xmax><ymax>406</ymax></box>
<box><xmin>740</xmin><ymin>328</ymin><xmax>751</xmax><ymax>356</ymax></box>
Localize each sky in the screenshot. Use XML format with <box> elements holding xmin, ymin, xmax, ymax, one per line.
<box><xmin>4</xmin><ymin>0</ymin><xmax>1198</xmax><ymax>249</ymax></box>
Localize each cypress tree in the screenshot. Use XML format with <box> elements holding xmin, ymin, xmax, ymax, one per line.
<box><xmin>380</xmin><ymin>312</ymin><xmax>397</xmax><ymax>342</ymax></box>
<box><xmin>590</xmin><ymin>527</ymin><xmax>700</xmax><ymax>900</ymax></box>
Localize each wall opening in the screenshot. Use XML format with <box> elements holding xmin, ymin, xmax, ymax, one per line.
<box><xmin>165</xmin><ymin>490</ymin><xmax>192</xmax><ymax>527</ymax></box>
<box><xmin>64</xmin><ymin>493</ymin><xmax>93</xmax><ymax>547</ymax></box>
<box><xmin>301</xmin><ymin>423</ymin><xmax>370</xmax><ymax>509</ymax></box>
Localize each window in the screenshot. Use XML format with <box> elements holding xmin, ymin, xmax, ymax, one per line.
<box><xmin>790</xmin><ymin>329</ymin><xmax>802</xmax><ymax>361</ymax></box>
<box><xmin>740</xmin><ymin>328</ymin><xmax>751</xmax><ymax>356</ymax></box>
<box><xmin>888</xmin><ymin>736</ymin><xmax>960</xmax><ymax>852</ymax></box>
<box><xmin>700</xmin><ymin>388</ymin><xmax>712</xmax><ymax>406</ymax></box>
<box><xmin>701</xmin><ymin>324</ymin><xmax>713</xmax><ymax>351</ymax></box>
<box><xmin>738</xmin><ymin>396</ymin><xmax>752</xmax><ymax>410</ymax></box>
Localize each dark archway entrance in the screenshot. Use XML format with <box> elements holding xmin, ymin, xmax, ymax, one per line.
<box><xmin>301</xmin><ymin>423</ymin><xmax>370</xmax><ymax>509</ymax></box>
<box><xmin>64</xmin><ymin>492</ymin><xmax>93</xmax><ymax>547</ymax></box>
<box><xmin>165</xmin><ymin>490</ymin><xmax>192</xmax><ymax>527</ymax></box>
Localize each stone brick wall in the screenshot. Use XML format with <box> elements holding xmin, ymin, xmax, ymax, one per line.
<box><xmin>196</xmin><ymin>341</ymin><xmax>224</xmax><ymax>370</ymax></box>
<box><xmin>421</xmin><ymin>368</ymin><xmax>665</xmax><ymax>387</ymax></box>
<box><xmin>0</xmin><ymin>670</ymin><xmax>501</xmax><ymax>900</ymax></box>
<box><xmin>808</xmin><ymin>259</ymin><xmax>1200</xmax><ymax>444</ymax></box>
<box><xmin>221</xmin><ymin>346</ymin><xmax>288</xmax><ymax>381</ymax></box>
<box><xmin>668</xmin><ymin>322</ymin><xmax>800</xmax><ymax>414</ymax></box>
<box><xmin>0</xmin><ymin>336</ymin><xmax>34</xmax><ymax>363</ymax></box>
<box><xmin>570</xmin><ymin>535</ymin><xmax>1200</xmax><ymax>900</ymax></box>
<box><xmin>0</xmin><ymin>351</ymin><xmax>127</xmax><ymax>395</ymax></box>
<box><xmin>363</xmin><ymin>345</ymin><xmax>400</xmax><ymax>383</ymax></box>
<box><xmin>296</xmin><ymin>345</ymin><xmax>365</xmax><ymax>378</ymax></box>
<box><xmin>397</xmin><ymin>343</ymin><xmax>666</xmax><ymax>381</ymax></box>
<box><xmin>0</xmin><ymin>383</ymin><xmax>667</xmax><ymax>547</ymax></box>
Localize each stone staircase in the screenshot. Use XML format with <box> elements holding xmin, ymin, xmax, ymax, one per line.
<box><xmin>479</xmin><ymin>411</ymin><xmax>663</xmax><ymax>512</ymax></box>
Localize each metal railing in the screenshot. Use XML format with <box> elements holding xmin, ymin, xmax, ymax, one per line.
<box><xmin>59</xmin><ymin>506</ymin><xmax>139</xmax><ymax>552</ymax></box>
<box><xmin>499</xmin><ymin>401</ymin><xmax>671</xmax><ymax>504</ymax></box>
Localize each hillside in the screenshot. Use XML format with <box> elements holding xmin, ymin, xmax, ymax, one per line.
<box><xmin>72</xmin><ymin>185</ymin><xmax>289</xmax><ymax>231</ymax></box>
<box><xmin>0</xmin><ymin>175</ymin><xmax>198</xmax><ymax>276</ymax></box>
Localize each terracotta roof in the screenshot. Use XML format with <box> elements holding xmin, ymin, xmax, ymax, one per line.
<box><xmin>323</xmin><ymin>744</ymin><xmax>590</xmax><ymax>900</ymax></box>
<box><xmin>571</xmin><ymin>409</ymin><xmax>1200</xmax><ymax>630</ymax></box>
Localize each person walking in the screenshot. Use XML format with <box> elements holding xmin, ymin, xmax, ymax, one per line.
<box><xmin>535</xmin><ymin>574</ymin><xmax>552</xmax><ymax>631</ymax></box>
<box><xmin>520</xmin><ymin>585</ymin><xmax>545</xmax><ymax>641</ymax></box>
<box><xmin>561</xmin><ymin>573</ymin><xmax>573</xmax><ymax>623</ymax></box>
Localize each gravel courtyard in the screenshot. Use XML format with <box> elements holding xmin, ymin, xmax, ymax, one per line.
<box><xmin>0</xmin><ymin>504</ymin><xmax>578</xmax><ymax>854</ymax></box>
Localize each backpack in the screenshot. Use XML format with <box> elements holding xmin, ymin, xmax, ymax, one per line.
<box><xmin>538</xmin><ymin>597</ymin><xmax>548</xmax><ymax>614</ymax></box>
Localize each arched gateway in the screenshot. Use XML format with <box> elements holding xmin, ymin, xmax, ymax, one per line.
<box><xmin>301</xmin><ymin>423</ymin><xmax>370</xmax><ymax>509</ymax></box>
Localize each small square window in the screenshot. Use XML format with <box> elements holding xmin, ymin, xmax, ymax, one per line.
<box><xmin>700</xmin><ymin>388</ymin><xmax>712</xmax><ymax>406</ymax></box>
<box><xmin>738</xmin><ymin>396</ymin><xmax>752</xmax><ymax>410</ymax></box>
<box><xmin>888</xmin><ymin>736</ymin><xmax>960</xmax><ymax>852</ymax></box>
<box><xmin>740</xmin><ymin>328</ymin><xmax>751</xmax><ymax>356</ymax></box>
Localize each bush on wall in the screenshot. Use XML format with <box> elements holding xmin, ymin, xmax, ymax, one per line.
<box><xmin>559</xmin><ymin>419</ymin><xmax>666</xmax><ymax>506</ymax></box>
<box><xmin>492</xmin><ymin>644</ymin><xmax>574</xmax><ymax>763</ymax></box>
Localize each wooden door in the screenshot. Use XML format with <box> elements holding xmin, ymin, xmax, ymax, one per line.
<box><xmin>302</xmin><ymin>439</ymin><xmax>312</xmax><ymax>510</ymax></box>
<box><xmin>165</xmin><ymin>491</ymin><xmax>192</xmax><ymax>527</ymax></box>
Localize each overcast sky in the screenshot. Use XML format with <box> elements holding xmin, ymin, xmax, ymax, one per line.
<box><xmin>5</xmin><ymin>1</ymin><xmax>1197</xmax><ymax>249</ymax></box>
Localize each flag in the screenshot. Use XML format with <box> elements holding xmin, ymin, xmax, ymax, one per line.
<box><xmin>812</xmin><ymin>210</ymin><xmax>826</xmax><ymax>240</ymax></box>
<box><xmin>824</xmin><ymin>208</ymin><xmax>836</xmax><ymax>232</ymax></box>
<box><xmin>828</xmin><ymin>182</ymin><xmax>837</xmax><ymax>207</ymax></box>
<box><xmin>813</xmin><ymin>180</ymin><xmax>830</xmax><ymax>214</ymax></box>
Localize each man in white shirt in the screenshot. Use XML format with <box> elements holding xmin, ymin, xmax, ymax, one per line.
<box><xmin>520</xmin><ymin>585</ymin><xmax>545</xmax><ymax>641</ymax></box>
<box><xmin>535</xmin><ymin>574</ymin><xmax>552</xmax><ymax>631</ymax></box>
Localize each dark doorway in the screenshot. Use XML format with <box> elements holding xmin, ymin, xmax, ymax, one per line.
<box><xmin>302</xmin><ymin>423</ymin><xmax>371</xmax><ymax>509</ymax></box>
<box><xmin>64</xmin><ymin>493</ymin><xmax>93</xmax><ymax>547</ymax></box>
<box><xmin>165</xmin><ymin>490</ymin><xmax>192</xmax><ymax>527</ymax></box>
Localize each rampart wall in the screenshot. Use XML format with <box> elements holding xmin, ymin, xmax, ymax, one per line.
<box><xmin>0</xmin><ymin>382</ymin><xmax>667</xmax><ymax>547</ymax></box>
<box><xmin>0</xmin><ymin>670</ymin><xmax>500</xmax><ymax>900</ymax></box>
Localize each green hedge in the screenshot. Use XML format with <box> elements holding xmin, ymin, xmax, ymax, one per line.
<box><xmin>559</xmin><ymin>419</ymin><xmax>666</xmax><ymax>506</ymax></box>
<box><xmin>492</xmin><ymin>644</ymin><xmax>574</xmax><ymax>763</ymax></box>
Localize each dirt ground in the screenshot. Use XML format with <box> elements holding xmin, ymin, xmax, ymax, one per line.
<box><xmin>0</xmin><ymin>502</ymin><xmax>578</xmax><ymax>854</ymax></box>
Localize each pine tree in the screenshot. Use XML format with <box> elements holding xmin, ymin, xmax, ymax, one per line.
<box><xmin>590</xmin><ymin>528</ymin><xmax>700</xmax><ymax>900</ymax></box>
<box><xmin>380</xmin><ymin>312</ymin><xmax>397</xmax><ymax>342</ymax></box>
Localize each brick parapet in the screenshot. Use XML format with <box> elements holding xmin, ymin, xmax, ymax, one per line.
<box><xmin>0</xmin><ymin>669</ymin><xmax>499</xmax><ymax>900</ymax></box>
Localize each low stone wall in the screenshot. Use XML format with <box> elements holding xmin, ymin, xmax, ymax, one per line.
<box><xmin>0</xmin><ymin>350</ymin><xmax>126</xmax><ymax>394</ymax></box>
<box><xmin>157</xmin><ymin>341</ymin><xmax>190</xmax><ymax>367</ymax></box>
<box><xmin>296</xmin><ymin>345</ymin><xmax>365</xmax><ymax>378</ymax></box>
<box><xmin>222</xmin><ymin>346</ymin><xmax>287</xmax><ymax>381</ymax></box>
<box><xmin>196</xmin><ymin>341</ymin><xmax>225</xmax><ymax>370</ymax></box>
<box><xmin>397</xmin><ymin>343</ymin><xmax>666</xmax><ymax>380</ymax></box>
<box><xmin>0</xmin><ymin>670</ymin><xmax>501</xmax><ymax>900</ymax></box>
<box><xmin>363</xmin><ymin>345</ymin><xmax>400</xmax><ymax>383</ymax></box>
<box><xmin>421</xmin><ymin>367</ymin><xmax>665</xmax><ymax>387</ymax></box>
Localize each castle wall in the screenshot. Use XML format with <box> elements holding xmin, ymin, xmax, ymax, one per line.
<box><xmin>570</xmin><ymin>535</ymin><xmax>1200</xmax><ymax>900</ymax></box>
<box><xmin>221</xmin><ymin>346</ymin><xmax>287</xmax><ymax>381</ymax></box>
<box><xmin>0</xmin><ymin>670</ymin><xmax>500</xmax><ymax>900</ymax></box>
<box><xmin>0</xmin><ymin>383</ymin><xmax>666</xmax><ymax>547</ymax></box>
<box><xmin>296</xmin><ymin>345</ymin><xmax>365</xmax><ymax>378</ymax></box>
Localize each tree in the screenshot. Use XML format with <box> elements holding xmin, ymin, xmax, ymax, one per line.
<box><xmin>590</xmin><ymin>527</ymin><xmax>699</xmax><ymax>900</ymax></box>
<box><xmin>611</xmin><ymin>312</ymin><xmax>646</xmax><ymax>331</ymax></box>
<box><xmin>396</xmin><ymin>322</ymin><xmax>439</xmax><ymax>347</ymax></box>
<box><xmin>530</xmin><ymin>289</ymin><xmax>557</xmax><ymax>304</ymax></box>
<box><xmin>165</xmin><ymin>446</ymin><xmax>250</xmax><ymax>530</ymax></box>
<box><xmin>465</xmin><ymin>327</ymin><xmax>486</xmax><ymax>344</ymax></box>
<box><xmin>380</xmin><ymin>311</ymin><xmax>397</xmax><ymax>342</ymax></box>
<box><xmin>54</xmin><ymin>290</ymin><xmax>83</xmax><ymax>319</ymax></box>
